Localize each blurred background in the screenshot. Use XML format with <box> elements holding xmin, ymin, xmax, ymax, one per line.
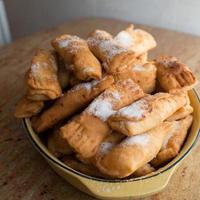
<box><xmin>1</xmin><ymin>0</ymin><xmax>200</xmax><ymax>45</ymax></box>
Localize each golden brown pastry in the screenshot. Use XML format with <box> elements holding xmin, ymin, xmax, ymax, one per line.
<box><xmin>14</xmin><ymin>96</ymin><xmax>44</xmax><ymax>118</ymax></box>
<box><xmin>32</xmin><ymin>75</ymin><xmax>114</xmax><ymax>133</ymax></box>
<box><xmin>167</xmin><ymin>104</ymin><xmax>193</xmax><ymax>121</ymax></box>
<box><xmin>114</xmin><ymin>24</ymin><xmax>157</xmax><ymax>56</ymax></box>
<box><xmin>60</xmin><ymin>113</ymin><xmax>110</xmax><ymax>160</ymax></box>
<box><xmin>131</xmin><ymin>163</ymin><xmax>155</xmax><ymax>178</ymax></box>
<box><xmin>151</xmin><ymin>115</ymin><xmax>193</xmax><ymax>167</ymax></box>
<box><xmin>93</xmin><ymin>131</ymin><xmax>125</xmax><ymax>164</ymax></box>
<box><xmin>95</xmin><ymin>122</ymin><xmax>171</xmax><ymax>178</ymax></box>
<box><xmin>47</xmin><ymin>130</ymin><xmax>73</xmax><ymax>157</ymax></box>
<box><xmin>62</xmin><ymin>156</ymin><xmax>106</xmax><ymax>178</ymax></box>
<box><xmin>131</xmin><ymin>62</ymin><xmax>157</xmax><ymax>93</ymax></box>
<box><xmin>26</xmin><ymin>49</ymin><xmax>62</xmax><ymax>101</ymax></box>
<box><xmin>108</xmin><ymin>92</ymin><xmax>188</xmax><ymax>136</ymax></box>
<box><xmin>114</xmin><ymin>62</ymin><xmax>157</xmax><ymax>93</ymax></box>
<box><xmin>59</xmin><ymin>80</ymin><xmax>144</xmax><ymax>160</ymax></box>
<box><xmin>155</xmin><ymin>56</ymin><xmax>197</xmax><ymax>92</ymax></box>
<box><xmin>52</xmin><ymin>34</ymin><xmax>102</xmax><ymax>81</ymax></box>
<box><xmin>87</xmin><ymin>30</ymin><xmax>136</xmax><ymax>74</ymax></box>
<box><xmin>167</xmin><ymin>94</ymin><xmax>193</xmax><ymax>121</ymax></box>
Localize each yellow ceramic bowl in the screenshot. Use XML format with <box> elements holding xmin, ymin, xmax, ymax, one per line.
<box><xmin>23</xmin><ymin>90</ymin><xmax>200</xmax><ymax>200</ymax></box>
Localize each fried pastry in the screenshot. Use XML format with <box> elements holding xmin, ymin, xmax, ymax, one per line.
<box><xmin>26</xmin><ymin>50</ymin><xmax>62</xmax><ymax>100</ymax></box>
<box><xmin>114</xmin><ymin>24</ymin><xmax>157</xmax><ymax>56</ymax></box>
<box><xmin>26</xmin><ymin>49</ymin><xmax>62</xmax><ymax>101</ymax></box>
<box><xmin>62</xmin><ymin>156</ymin><xmax>106</xmax><ymax>178</ymax></box>
<box><xmin>95</xmin><ymin>122</ymin><xmax>171</xmax><ymax>178</ymax></box>
<box><xmin>47</xmin><ymin>130</ymin><xmax>73</xmax><ymax>157</ymax></box>
<box><xmin>32</xmin><ymin>75</ymin><xmax>114</xmax><ymax>133</ymax></box>
<box><xmin>52</xmin><ymin>34</ymin><xmax>102</xmax><ymax>81</ymax></box>
<box><xmin>167</xmin><ymin>105</ymin><xmax>193</xmax><ymax>121</ymax></box>
<box><xmin>155</xmin><ymin>56</ymin><xmax>197</xmax><ymax>92</ymax></box>
<box><xmin>14</xmin><ymin>96</ymin><xmax>44</xmax><ymax>118</ymax></box>
<box><xmin>60</xmin><ymin>113</ymin><xmax>110</xmax><ymax>160</ymax></box>
<box><xmin>151</xmin><ymin>115</ymin><xmax>193</xmax><ymax>167</ymax></box>
<box><xmin>108</xmin><ymin>92</ymin><xmax>187</xmax><ymax>136</ymax></box>
<box><xmin>131</xmin><ymin>163</ymin><xmax>155</xmax><ymax>178</ymax></box>
<box><xmin>114</xmin><ymin>62</ymin><xmax>157</xmax><ymax>93</ymax></box>
<box><xmin>167</xmin><ymin>94</ymin><xmax>193</xmax><ymax>121</ymax></box>
<box><xmin>94</xmin><ymin>131</ymin><xmax>125</xmax><ymax>164</ymax></box>
<box><xmin>131</xmin><ymin>62</ymin><xmax>157</xmax><ymax>93</ymax></box>
<box><xmin>87</xmin><ymin>30</ymin><xmax>136</xmax><ymax>74</ymax></box>
<box><xmin>59</xmin><ymin>80</ymin><xmax>144</xmax><ymax>159</ymax></box>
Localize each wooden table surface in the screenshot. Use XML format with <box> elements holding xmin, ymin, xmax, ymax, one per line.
<box><xmin>0</xmin><ymin>18</ymin><xmax>200</xmax><ymax>200</ymax></box>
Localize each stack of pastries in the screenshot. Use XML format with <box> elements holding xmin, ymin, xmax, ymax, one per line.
<box><xmin>15</xmin><ymin>24</ymin><xmax>198</xmax><ymax>179</ymax></box>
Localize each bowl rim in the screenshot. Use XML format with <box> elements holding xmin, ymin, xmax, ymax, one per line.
<box><xmin>23</xmin><ymin>89</ymin><xmax>200</xmax><ymax>183</ymax></box>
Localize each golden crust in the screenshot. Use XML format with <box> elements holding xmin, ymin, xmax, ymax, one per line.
<box><xmin>52</xmin><ymin>34</ymin><xmax>102</xmax><ymax>81</ymax></box>
<box><xmin>114</xmin><ymin>62</ymin><xmax>157</xmax><ymax>93</ymax></box>
<box><xmin>167</xmin><ymin>104</ymin><xmax>193</xmax><ymax>121</ymax></box>
<box><xmin>108</xmin><ymin>92</ymin><xmax>187</xmax><ymax>136</ymax></box>
<box><xmin>60</xmin><ymin>113</ymin><xmax>110</xmax><ymax>159</ymax></box>
<box><xmin>155</xmin><ymin>56</ymin><xmax>197</xmax><ymax>92</ymax></box>
<box><xmin>95</xmin><ymin>122</ymin><xmax>171</xmax><ymax>178</ymax></box>
<box><xmin>32</xmin><ymin>75</ymin><xmax>114</xmax><ymax>133</ymax></box>
<box><xmin>15</xmin><ymin>27</ymin><xmax>197</xmax><ymax>180</ymax></box>
<box><xmin>167</xmin><ymin>93</ymin><xmax>193</xmax><ymax>121</ymax></box>
<box><xmin>93</xmin><ymin>131</ymin><xmax>125</xmax><ymax>165</ymax></box>
<box><xmin>87</xmin><ymin>30</ymin><xmax>136</xmax><ymax>74</ymax></box>
<box><xmin>14</xmin><ymin>96</ymin><xmax>44</xmax><ymax>118</ymax></box>
<box><xmin>26</xmin><ymin>49</ymin><xmax>62</xmax><ymax>101</ymax></box>
<box><xmin>151</xmin><ymin>115</ymin><xmax>193</xmax><ymax>167</ymax></box>
<box><xmin>59</xmin><ymin>80</ymin><xmax>144</xmax><ymax>160</ymax></box>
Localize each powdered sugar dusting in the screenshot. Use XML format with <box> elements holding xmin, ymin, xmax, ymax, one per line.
<box><xmin>58</xmin><ymin>40</ymin><xmax>70</xmax><ymax>48</ymax></box>
<box><xmin>99</xmin><ymin>40</ymin><xmax>128</xmax><ymax>60</ymax></box>
<box><xmin>118</xmin><ymin>98</ymin><xmax>149</xmax><ymax>120</ymax></box>
<box><xmin>58</xmin><ymin>35</ymin><xmax>81</xmax><ymax>48</ymax></box>
<box><xmin>114</xmin><ymin>31</ymin><xmax>134</xmax><ymax>48</ymax></box>
<box><xmin>120</xmin><ymin>78</ymin><xmax>141</xmax><ymax>94</ymax></box>
<box><xmin>31</xmin><ymin>62</ymin><xmax>49</xmax><ymax>74</ymax></box>
<box><xmin>88</xmin><ymin>31</ymin><xmax>129</xmax><ymax>61</ymax></box>
<box><xmin>73</xmin><ymin>79</ymin><xmax>99</xmax><ymax>91</ymax></box>
<box><xmin>91</xmin><ymin>30</ymin><xmax>113</xmax><ymax>40</ymax></box>
<box><xmin>57</xmin><ymin>35</ymin><xmax>86</xmax><ymax>54</ymax></box>
<box><xmin>99</xmin><ymin>142</ymin><xmax>114</xmax><ymax>154</ymax></box>
<box><xmin>111</xmin><ymin>91</ymin><xmax>121</xmax><ymax>101</ymax></box>
<box><xmin>31</xmin><ymin>63</ymin><xmax>40</xmax><ymax>74</ymax></box>
<box><xmin>162</xmin><ymin>121</ymin><xmax>180</xmax><ymax>149</ymax></box>
<box><xmin>121</xmin><ymin>133</ymin><xmax>149</xmax><ymax>147</ymax></box>
<box><xmin>30</xmin><ymin>62</ymin><xmax>58</xmax><ymax>81</ymax></box>
<box><xmin>86</xmin><ymin>89</ymin><xmax>122</xmax><ymax>121</ymax></box>
<box><xmin>132</xmin><ymin>64</ymin><xmax>146</xmax><ymax>72</ymax></box>
<box><xmin>86</xmin><ymin>98</ymin><xmax>116</xmax><ymax>121</ymax></box>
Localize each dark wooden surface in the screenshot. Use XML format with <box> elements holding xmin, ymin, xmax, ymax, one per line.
<box><xmin>0</xmin><ymin>18</ymin><xmax>200</xmax><ymax>200</ymax></box>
